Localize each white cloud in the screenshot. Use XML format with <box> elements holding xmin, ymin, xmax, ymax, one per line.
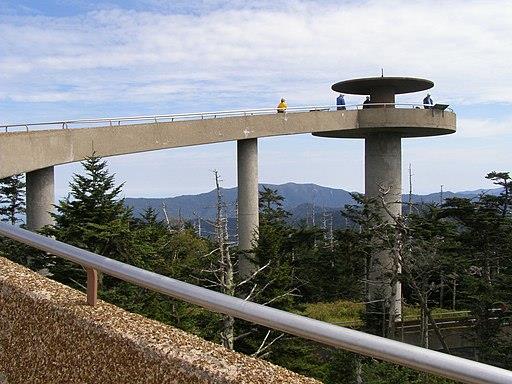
<box><xmin>456</xmin><ymin>117</ymin><xmax>512</xmax><ymax>138</ymax></box>
<box><xmin>3</xmin><ymin>1</ymin><xmax>512</xmax><ymax>199</ymax></box>
<box><xmin>1</xmin><ymin>1</ymin><xmax>511</xmax><ymax>106</ymax></box>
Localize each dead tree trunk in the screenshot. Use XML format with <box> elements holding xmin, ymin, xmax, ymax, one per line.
<box><xmin>213</xmin><ymin>171</ymin><xmax>235</xmax><ymax>350</ymax></box>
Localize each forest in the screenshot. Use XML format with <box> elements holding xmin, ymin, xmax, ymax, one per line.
<box><xmin>1</xmin><ymin>155</ymin><xmax>511</xmax><ymax>384</ymax></box>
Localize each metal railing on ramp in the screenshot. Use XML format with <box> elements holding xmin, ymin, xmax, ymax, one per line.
<box><xmin>1</xmin><ymin>103</ymin><xmax>452</xmax><ymax>133</ymax></box>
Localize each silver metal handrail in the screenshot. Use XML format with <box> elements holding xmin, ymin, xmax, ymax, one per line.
<box><xmin>1</xmin><ymin>223</ymin><xmax>504</xmax><ymax>384</ymax></box>
<box><xmin>1</xmin><ymin>103</ymin><xmax>453</xmax><ymax>133</ymax></box>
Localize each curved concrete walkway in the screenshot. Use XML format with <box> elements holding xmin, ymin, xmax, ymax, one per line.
<box><xmin>0</xmin><ymin>108</ymin><xmax>455</xmax><ymax>179</ymax></box>
<box><xmin>0</xmin><ymin>105</ymin><xmax>456</xmax><ymax>249</ymax></box>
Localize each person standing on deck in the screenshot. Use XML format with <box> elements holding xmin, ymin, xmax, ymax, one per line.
<box><xmin>423</xmin><ymin>93</ymin><xmax>433</xmax><ymax>109</ymax></box>
<box><xmin>336</xmin><ymin>94</ymin><xmax>346</xmax><ymax>110</ymax></box>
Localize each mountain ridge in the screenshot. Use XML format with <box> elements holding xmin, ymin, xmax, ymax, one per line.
<box><xmin>125</xmin><ymin>183</ymin><xmax>502</xmax><ymax>221</ymax></box>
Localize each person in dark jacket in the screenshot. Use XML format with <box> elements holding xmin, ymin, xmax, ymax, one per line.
<box><xmin>362</xmin><ymin>96</ymin><xmax>371</xmax><ymax>109</ymax></box>
<box><xmin>336</xmin><ymin>94</ymin><xmax>346</xmax><ymax>110</ymax></box>
<box><xmin>423</xmin><ymin>93</ymin><xmax>433</xmax><ymax>109</ymax></box>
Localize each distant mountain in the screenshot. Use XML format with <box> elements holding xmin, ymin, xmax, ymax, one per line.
<box><xmin>125</xmin><ymin>183</ymin><xmax>502</xmax><ymax>223</ymax></box>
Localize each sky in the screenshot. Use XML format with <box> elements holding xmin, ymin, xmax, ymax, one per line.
<box><xmin>1</xmin><ymin>0</ymin><xmax>511</xmax><ymax>199</ymax></box>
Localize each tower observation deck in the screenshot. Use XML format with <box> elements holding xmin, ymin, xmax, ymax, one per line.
<box><xmin>314</xmin><ymin>76</ymin><xmax>456</xmax><ymax>319</ymax></box>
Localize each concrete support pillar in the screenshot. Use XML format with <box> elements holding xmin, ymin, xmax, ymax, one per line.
<box><xmin>237</xmin><ymin>138</ymin><xmax>259</xmax><ymax>277</ymax></box>
<box><xmin>370</xmin><ymin>87</ymin><xmax>396</xmax><ymax>106</ymax></box>
<box><xmin>26</xmin><ymin>166</ymin><xmax>55</xmax><ymax>231</ymax></box>
<box><xmin>365</xmin><ymin>133</ymin><xmax>402</xmax><ymax>319</ymax></box>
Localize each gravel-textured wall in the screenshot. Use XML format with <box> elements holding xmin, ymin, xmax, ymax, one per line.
<box><xmin>0</xmin><ymin>257</ymin><xmax>320</xmax><ymax>384</ymax></box>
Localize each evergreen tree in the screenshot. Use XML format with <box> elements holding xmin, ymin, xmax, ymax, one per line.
<box><xmin>441</xmin><ymin>175</ymin><xmax>512</xmax><ymax>367</ymax></box>
<box><xmin>252</xmin><ymin>187</ymin><xmax>296</xmax><ymax>309</ymax></box>
<box><xmin>103</xmin><ymin>207</ymin><xmax>220</xmax><ymax>341</ymax></box>
<box><xmin>45</xmin><ymin>155</ymin><xmax>133</xmax><ymax>288</ymax></box>
<box><xmin>482</xmin><ymin>171</ymin><xmax>512</xmax><ymax>217</ymax></box>
<box><xmin>0</xmin><ymin>174</ymin><xmax>26</xmax><ymax>225</ymax></box>
<box><xmin>342</xmin><ymin>193</ymin><xmax>393</xmax><ymax>336</ymax></box>
<box><xmin>401</xmin><ymin>204</ymin><xmax>461</xmax><ymax>351</ymax></box>
<box><xmin>0</xmin><ymin>174</ymin><xmax>41</xmax><ymax>270</ymax></box>
<box><xmin>259</xmin><ymin>186</ymin><xmax>290</xmax><ymax>224</ymax></box>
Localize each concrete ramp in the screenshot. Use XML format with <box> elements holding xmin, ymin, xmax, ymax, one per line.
<box><xmin>0</xmin><ymin>257</ymin><xmax>319</xmax><ymax>384</ymax></box>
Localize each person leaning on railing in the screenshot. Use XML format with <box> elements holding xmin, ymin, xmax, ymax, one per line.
<box><xmin>277</xmin><ymin>98</ymin><xmax>287</xmax><ymax>113</ymax></box>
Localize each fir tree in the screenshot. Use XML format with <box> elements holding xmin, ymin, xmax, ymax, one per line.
<box><xmin>45</xmin><ymin>155</ymin><xmax>133</xmax><ymax>288</ymax></box>
<box><xmin>259</xmin><ymin>186</ymin><xmax>290</xmax><ymax>224</ymax></box>
<box><xmin>441</xmin><ymin>176</ymin><xmax>512</xmax><ymax>366</ymax></box>
<box><xmin>0</xmin><ymin>174</ymin><xmax>26</xmax><ymax>225</ymax></box>
<box><xmin>0</xmin><ymin>175</ymin><xmax>33</xmax><ymax>268</ymax></box>
<box><xmin>483</xmin><ymin>171</ymin><xmax>512</xmax><ymax>217</ymax></box>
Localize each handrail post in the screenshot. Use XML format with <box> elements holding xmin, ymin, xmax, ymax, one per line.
<box><xmin>86</xmin><ymin>267</ymin><xmax>98</xmax><ymax>306</ymax></box>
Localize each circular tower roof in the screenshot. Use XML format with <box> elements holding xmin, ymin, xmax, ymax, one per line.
<box><xmin>332</xmin><ymin>77</ymin><xmax>434</xmax><ymax>95</ymax></box>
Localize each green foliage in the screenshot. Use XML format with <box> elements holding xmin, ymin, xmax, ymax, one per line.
<box><xmin>0</xmin><ymin>236</ymin><xmax>47</xmax><ymax>271</ymax></box>
<box><xmin>102</xmin><ymin>282</ymin><xmax>222</xmax><ymax>341</ymax></box>
<box><xmin>301</xmin><ymin>300</ymin><xmax>363</xmax><ymax>324</ymax></box>
<box><xmin>248</xmin><ymin>187</ymin><xmax>296</xmax><ymax>309</ymax></box>
<box><xmin>128</xmin><ymin>209</ymin><xmax>210</xmax><ymax>278</ymax></box>
<box><xmin>265</xmin><ymin>336</ymin><xmax>359</xmax><ymax>384</ymax></box>
<box><xmin>3</xmin><ymin>163</ymin><xmax>510</xmax><ymax>382</ymax></box>
<box><xmin>300</xmin><ymin>229</ymin><xmax>366</xmax><ymax>302</ymax></box>
<box><xmin>43</xmin><ymin>155</ymin><xmax>133</xmax><ymax>289</ymax></box>
<box><xmin>47</xmin><ymin>155</ymin><xmax>132</xmax><ymax>253</ymax></box>
<box><xmin>0</xmin><ymin>174</ymin><xmax>26</xmax><ymax>225</ymax></box>
<box><xmin>259</xmin><ymin>186</ymin><xmax>290</xmax><ymax>224</ymax></box>
<box><xmin>301</xmin><ymin>300</ymin><xmax>469</xmax><ymax>329</ymax></box>
<box><xmin>36</xmin><ymin>156</ymin><xmax>222</xmax><ymax>340</ymax></box>
<box><xmin>482</xmin><ymin>171</ymin><xmax>512</xmax><ymax>217</ymax></box>
<box><xmin>441</xmin><ymin>182</ymin><xmax>512</xmax><ymax>367</ymax></box>
<box><xmin>0</xmin><ymin>174</ymin><xmax>44</xmax><ymax>270</ymax></box>
<box><xmin>361</xmin><ymin>360</ymin><xmax>456</xmax><ymax>384</ymax></box>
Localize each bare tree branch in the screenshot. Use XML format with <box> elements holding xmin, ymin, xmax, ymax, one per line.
<box><xmin>237</xmin><ymin>261</ymin><xmax>270</xmax><ymax>287</ymax></box>
<box><xmin>262</xmin><ymin>288</ymin><xmax>300</xmax><ymax>306</ymax></box>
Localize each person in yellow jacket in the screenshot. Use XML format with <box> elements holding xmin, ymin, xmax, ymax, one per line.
<box><xmin>277</xmin><ymin>98</ymin><xmax>287</xmax><ymax>113</ymax></box>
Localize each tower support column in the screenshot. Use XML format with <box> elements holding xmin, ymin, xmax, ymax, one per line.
<box><xmin>365</xmin><ymin>133</ymin><xmax>402</xmax><ymax>319</ymax></box>
<box><xmin>237</xmin><ymin>138</ymin><xmax>259</xmax><ymax>277</ymax></box>
<box><xmin>26</xmin><ymin>166</ymin><xmax>55</xmax><ymax>231</ymax></box>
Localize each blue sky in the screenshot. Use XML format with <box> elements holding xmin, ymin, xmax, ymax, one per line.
<box><xmin>1</xmin><ymin>0</ymin><xmax>511</xmax><ymax>199</ymax></box>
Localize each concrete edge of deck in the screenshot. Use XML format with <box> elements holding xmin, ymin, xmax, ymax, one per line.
<box><xmin>0</xmin><ymin>256</ymin><xmax>319</xmax><ymax>384</ymax></box>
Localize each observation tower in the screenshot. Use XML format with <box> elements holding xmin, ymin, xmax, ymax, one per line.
<box><xmin>314</xmin><ymin>76</ymin><xmax>456</xmax><ymax>318</ymax></box>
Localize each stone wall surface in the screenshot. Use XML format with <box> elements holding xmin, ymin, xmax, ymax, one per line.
<box><xmin>0</xmin><ymin>257</ymin><xmax>320</xmax><ymax>384</ymax></box>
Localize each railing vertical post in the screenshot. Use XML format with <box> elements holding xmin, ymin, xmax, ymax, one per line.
<box><xmin>86</xmin><ymin>268</ymin><xmax>98</xmax><ymax>306</ymax></box>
